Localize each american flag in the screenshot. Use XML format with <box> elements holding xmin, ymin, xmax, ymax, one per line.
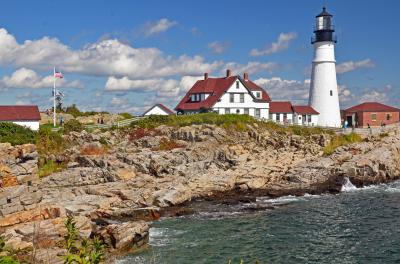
<box><xmin>54</xmin><ymin>70</ymin><xmax>63</xmax><ymax>79</ymax></box>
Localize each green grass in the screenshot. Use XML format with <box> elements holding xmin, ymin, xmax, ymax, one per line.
<box><xmin>323</xmin><ymin>132</ymin><xmax>363</xmax><ymax>155</ymax></box>
<box><xmin>131</xmin><ymin>113</ymin><xmax>256</xmax><ymax>130</ymax></box>
<box><xmin>130</xmin><ymin>113</ymin><xmax>334</xmax><ymax>136</ymax></box>
<box><xmin>38</xmin><ymin>160</ymin><xmax>66</xmax><ymax>178</ymax></box>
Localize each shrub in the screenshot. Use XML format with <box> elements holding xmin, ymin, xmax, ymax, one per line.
<box><xmin>154</xmin><ymin>138</ymin><xmax>185</xmax><ymax>151</ymax></box>
<box><xmin>63</xmin><ymin>216</ymin><xmax>104</xmax><ymax>264</ymax></box>
<box><xmin>38</xmin><ymin>160</ymin><xmax>66</xmax><ymax>178</ymax></box>
<box><xmin>119</xmin><ymin>112</ymin><xmax>134</xmax><ymax>119</ymax></box>
<box><xmin>80</xmin><ymin>145</ymin><xmax>107</xmax><ymax>156</ymax></box>
<box><xmin>63</xmin><ymin>119</ymin><xmax>84</xmax><ymax>134</ymax></box>
<box><xmin>0</xmin><ymin>122</ymin><xmax>37</xmax><ymax>146</ymax></box>
<box><xmin>323</xmin><ymin>132</ymin><xmax>362</xmax><ymax>155</ymax></box>
<box><xmin>128</xmin><ymin>128</ymin><xmax>161</xmax><ymax>141</ymax></box>
<box><xmin>36</xmin><ymin>127</ymin><xmax>66</xmax><ymax>156</ymax></box>
<box><xmin>0</xmin><ymin>236</ymin><xmax>20</xmax><ymax>264</ymax></box>
<box><xmin>131</xmin><ymin>113</ymin><xmax>255</xmax><ymax>129</ymax></box>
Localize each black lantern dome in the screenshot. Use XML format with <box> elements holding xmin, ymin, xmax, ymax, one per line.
<box><xmin>312</xmin><ymin>7</ymin><xmax>337</xmax><ymax>44</ymax></box>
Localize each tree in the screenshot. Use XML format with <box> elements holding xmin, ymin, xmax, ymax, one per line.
<box><xmin>63</xmin><ymin>216</ymin><xmax>104</xmax><ymax>264</ymax></box>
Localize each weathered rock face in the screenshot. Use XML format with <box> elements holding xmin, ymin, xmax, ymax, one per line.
<box><xmin>2</xmin><ymin>124</ymin><xmax>400</xmax><ymax>263</ymax></box>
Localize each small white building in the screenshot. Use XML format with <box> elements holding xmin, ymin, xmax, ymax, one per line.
<box><xmin>0</xmin><ymin>105</ymin><xmax>41</xmax><ymax>131</ymax></box>
<box><xmin>269</xmin><ymin>101</ymin><xmax>294</xmax><ymax>124</ymax></box>
<box><xmin>175</xmin><ymin>70</ymin><xmax>270</xmax><ymax>119</ymax></box>
<box><xmin>293</xmin><ymin>105</ymin><xmax>319</xmax><ymax>126</ymax></box>
<box><xmin>142</xmin><ymin>103</ymin><xmax>175</xmax><ymax>116</ymax></box>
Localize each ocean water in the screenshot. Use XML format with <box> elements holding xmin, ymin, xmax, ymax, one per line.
<box><xmin>119</xmin><ymin>180</ymin><xmax>400</xmax><ymax>263</ymax></box>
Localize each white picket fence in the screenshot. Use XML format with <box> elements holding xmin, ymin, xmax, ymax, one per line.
<box><xmin>84</xmin><ymin>116</ymin><xmax>145</xmax><ymax>130</ymax></box>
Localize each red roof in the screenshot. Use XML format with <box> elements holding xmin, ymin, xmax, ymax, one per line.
<box><xmin>0</xmin><ymin>105</ymin><xmax>41</xmax><ymax>121</ymax></box>
<box><xmin>344</xmin><ymin>102</ymin><xmax>400</xmax><ymax>113</ymax></box>
<box><xmin>292</xmin><ymin>105</ymin><xmax>319</xmax><ymax>115</ymax></box>
<box><xmin>175</xmin><ymin>76</ymin><xmax>271</xmax><ymax>111</ymax></box>
<box><xmin>143</xmin><ymin>103</ymin><xmax>175</xmax><ymax>115</ymax></box>
<box><xmin>269</xmin><ymin>101</ymin><xmax>293</xmax><ymax>113</ymax></box>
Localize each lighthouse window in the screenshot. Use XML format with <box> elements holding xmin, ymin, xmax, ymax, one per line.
<box><xmin>330</xmin><ymin>90</ymin><xmax>333</xmax><ymax>96</ymax></box>
<box><xmin>236</xmin><ymin>81</ymin><xmax>240</xmax><ymax>89</ymax></box>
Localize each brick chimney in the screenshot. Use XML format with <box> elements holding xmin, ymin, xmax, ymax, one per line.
<box><xmin>204</xmin><ymin>73</ymin><xmax>208</xmax><ymax>80</ymax></box>
<box><xmin>243</xmin><ymin>72</ymin><xmax>249</xmax><ymax>81</ymax></box>
<box><xmin>226</xmin><ymin>69</ymin><xmax>231</xmax><ymax>77</ymax></box>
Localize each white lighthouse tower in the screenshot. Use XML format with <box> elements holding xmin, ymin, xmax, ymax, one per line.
<box><xmin>308</xmin><ymin>7</ymin><xmax>341</xmax><ymax>127</ymax></box>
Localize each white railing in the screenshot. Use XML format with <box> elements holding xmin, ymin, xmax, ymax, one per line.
<box><xmin>84</xmin><ymin>116</ymin><xmax>145</xmax><ymax>130</ymax></box>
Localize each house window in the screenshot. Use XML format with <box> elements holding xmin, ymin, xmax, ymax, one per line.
<box><xmin>308</xmin><ymin>115</ymin><xmax>312</xmax><ymax>122</ymax></box>
<box><xmin>230</xmin><ymin>93</ymin><xmax>234</xmax><ymax>103</ymax></box>
<box><xmin>191</xmin><ymin>94</ymin><xmax>195</xmax><ymax>102</ymax></box>
<box><xmin>196</xmin><ymin>94</ymin><xmax>200</xmax><ymax>101</ymax></box>
<box><xmin>283</xmin><ymin>113</ymin><xmax>287</xmax><ymax>120</ymax></box>
<box><xmin>330</xmin><ymin>90</ymin><xmax>333</xmax><ymax>96</ymax></box>
<box><xmin>201</xmin><ymin>94</ymin><xmax>205</xmax><ymax>101</ymax></box>
<box><xmin>255</xmin><ymin>109</ymin><xmax>260</xmax><ymax>118</ymax></box>
<box><xmin>387</xmin><ymin>113</ymin><xmax>392</xmax><ymax>120</ymax></box>
<box><xmin>299</xmin><ymin>116</ymin><xmax>302</xmax><ymax>120</ymax></box>
<box><xmin>236</xmin><ymin>109</ymin><xmax>240</xmax><ymax>114</ymax></box>
<box><xmin>256</xmin><ymin>92</ymin><xmax>261</xmax><ymax>98</ymax></box>
<box><xmin>236</xmin><ymin>81</ymin><xmax>239</xmax><ymax>89</ymax></box>
<box><xmin>276</xmin><ymin>113</ymin><xmax>280</xmax><ymax>121</ymax></box>
<box><xmin>240</xmin><ymin>94</ymin><xmax>244</xmax><ymax>103</ymax></box>
<box><xmin>371</xmin><ymin>113</ymin><xmax>377</xmax><ymax>121</ymax></box>
<box><xmin>269</xmin><ymin>113</ymin><xmax>273</xmax><ymax>120</ymax></box>
<box><xmin>244</xmin><ymin>108</ymin><xmax>249</xmax><ymax>115</ymax></box>
<box><xmin>225</xmin><ymin>108</ymin><xmax>230</xmax><ymax>114</ymax></box>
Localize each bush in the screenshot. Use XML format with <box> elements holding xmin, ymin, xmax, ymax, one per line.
<box><xmin>63</xmin><ymin>119</ymin><xmax>84</xmax><ymax>134</ymax></box>
<box><xmin>323</xmin><ymin>133</ymin><xmax>362</xmax><ymax>155</ymax></box>
<box><xmin>131</xmin><ymin>113</ymin><xmax>255</xmax><ymax>129</ymax></box>
<box><xmin>36</xmin><ymin>127</ymin><xmax>66</xmax><ymax>156</ymax></box>
<box><xmin>0</xmin><ymin>236</ymin><xmax>20</xmax><ymax>264</ymax></box>
<box><xmin>154</xmin><ymin>138</ymin><xmax>185</xmax><ymax>151</ymax></box>
<box><xmin>119</xmin><ymin>112</ymin><xmax>134</xmax><ymax>119</ymax></box>
<box><xmin>0</xmin><ymin>122</ymin><xmax>37</xmax><ymax>146</ymax></box>
<box><xmin>38</xmin><ymin>160</ymin><xmax>66</xmax><ymax>178</ymax></box>
<box><xmin>63</xmin><ymin>216</ymin><xmax>104</xmax><ymax>264</ymax></box>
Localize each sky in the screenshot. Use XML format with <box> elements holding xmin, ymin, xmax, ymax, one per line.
<box><xmin>0</xmin><ymin>0</ymin><xmax>399</xmax><ymax>115</ymax></box>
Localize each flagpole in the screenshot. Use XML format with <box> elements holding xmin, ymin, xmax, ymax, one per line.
<box><xmin>53</xmin><ymin>67</ymin><xmax>56</xmax><ymax>127</ymax></box>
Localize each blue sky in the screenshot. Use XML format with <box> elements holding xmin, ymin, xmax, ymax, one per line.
<box><xmin>0</xmin><ymin>0</ymin><xmax>398</xmax><ymax>114</ymax></box>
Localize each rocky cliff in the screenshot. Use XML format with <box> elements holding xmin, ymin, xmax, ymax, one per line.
<box><xmin>1</xmin><ymin>124</ymin><xmax>400</xmax><ymax>263</ymax></box>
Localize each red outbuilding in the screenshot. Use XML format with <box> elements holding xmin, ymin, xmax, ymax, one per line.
<box><xmin>342</xmin><ymin>102</ymin><xmax>400</xmax><ymax>128</ymax></box>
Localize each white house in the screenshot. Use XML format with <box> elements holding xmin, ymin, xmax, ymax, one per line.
<box><xmin>269</xmin><ymin>102</ymin><xmax>319</xmax><ymax>126</ymax></box>
<box><xmin>175</xmin><ymin>70</ymin><xmax>270</xmax><ymax>119</ymax></box>
<box><xmin>142</xmin><ymin>104</ymin><xmax>175</xmax><ymax>116</ymax></box>
<box><xmin>292</xmin><ymin>105</ymin><xmax>319</xmax><ymax>126</ymax></box>
<box><xmin>269</xmin><ymin>101</ymin><xmax>294</xmax><ymax>124</ymax></box>
<box><xmin>0</xmin><ymin>105</ymin><xmax>41</xmax><ymax>131</ymax></box>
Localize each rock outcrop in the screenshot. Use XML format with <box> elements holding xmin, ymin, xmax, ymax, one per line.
<box><xmin>1</xmin><ymin>124</ymin><xmax>400</xmax><ymax>263</ymax></box>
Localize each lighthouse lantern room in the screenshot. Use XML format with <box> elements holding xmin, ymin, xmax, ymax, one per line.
<box><xmin>308</xmin><ymin>7</ymin><xmax>341</xmax><ymax>127</ymax></box>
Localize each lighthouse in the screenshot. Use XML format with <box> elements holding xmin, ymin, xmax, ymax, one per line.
<box><xmin>308</xmin><ymin>7</ymin><xmax>341</xmax><ymax>127</ymax></box>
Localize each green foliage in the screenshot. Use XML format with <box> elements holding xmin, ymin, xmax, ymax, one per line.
<box><xmin>63</xmin><ymin>119</ymin><xmax>84</xmax><ymax>134</ymax></box>
<box><xmin>118</xmin><ymin>112</ymin><xmax>134</xmax><ymax>119</ymax></box>
<box><xmin>323</xmin><ymin>132</ymin><xmax>363</xmax><ymax>155</ymax></box>
<box><xmin>38</xmin><ymin>160</ymin><xmax>66</xmax><ymax>178</ymax></box>
<box><xmin>64</xmin><ymin>104</ymin><xmax>109</xmax><ymax>118</ymax></box>
<box><xmin>0</xmin><ymin>122</ymin><xmax>37</xmax><ymax>146</ymax></box>
<box><xmin>63</xmin><ymin>216</ymin><xmax>105</xmax><ymax>264</ymax></box>
<box><xmin>131</xmin><ymin>113</ymin><xmax>255</xmax><ymax>130</ymax></box>
<box><xmin>36</xmin><ymin>127</ymin><xmax>66</xmax><ymax>156</ymax></box>
<box><xmin>0</xmin><ymin>236</ymin><xmax>20</xmax><ymax>264</ymax></box>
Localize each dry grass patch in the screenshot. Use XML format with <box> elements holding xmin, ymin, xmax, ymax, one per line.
<box><xmin>80</xmin><ymin>144</ymin><xmax>108</xmax><ymax>156</ymax></box>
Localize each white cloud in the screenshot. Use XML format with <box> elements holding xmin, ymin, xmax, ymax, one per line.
<box><xmin>208</xmin><ymin>41</ymin><xmax>229</xmax><ymax>54</ymax></box>
<box><xmin>144</xmin><ymin>18</ymin><xmax>177</xmax><ymax>37</ymax></box>
<box><xmin>254</xmin><ymin>77</ymin><xmax>309</xmax><ymax>102</ymax></box>
<box><xmin>224</xmin><ymin>62</ymin><xmax>279</xmax><ymax>75</ymax></box>
<box><xmin>336</xmin><ymin>59</ymin><xmax>375</xmax><ymax>74</ymax></box>
<box><xmin>250</xmin><ymin>32</ymin><xmax>297</xmax><ymax>56</ymax></box>
<box><xmin>0</xmin><ymin>68</ymin><xmax>83</xmax><ymax>89</ymax></box>
<box><xmin>0</xmin><ymin>28</ymin><xmax>223</xmax><ymax>79</ymax></box>
<box><xmin>105</xmin><ymin>75</ymin><xmax>202</xmax><ymax>99</ymax></box>
<box><xmin>359</xmin><ymin>90</ymin><xmax>389</xmax><ymax>104</ymax></box>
